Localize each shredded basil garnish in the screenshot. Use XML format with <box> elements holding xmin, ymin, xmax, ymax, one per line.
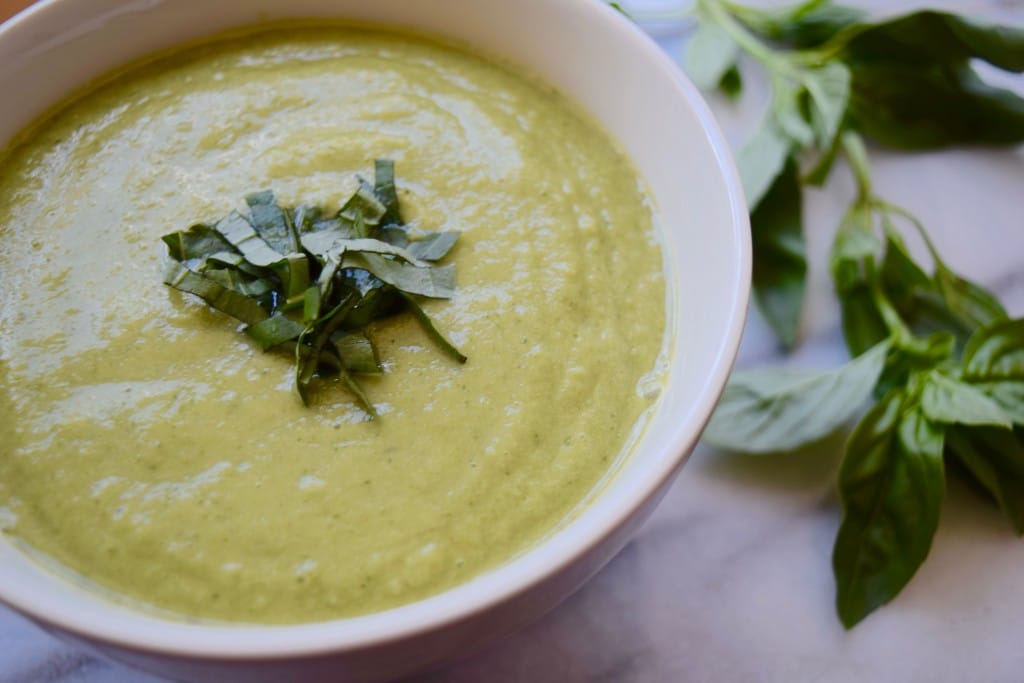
<box><xmin>161</xmin><ymin>160</ymin><xmax>466</xmax><ymax>417</ymax></box>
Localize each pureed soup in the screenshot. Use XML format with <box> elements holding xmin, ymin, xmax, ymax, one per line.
<box><xmin>0</xmin><ymin>25</ymin><xmax>667</xmax><ymax>623</ymax></box>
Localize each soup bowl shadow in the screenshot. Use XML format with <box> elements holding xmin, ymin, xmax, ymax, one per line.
<box><xmin>0</xmin><ymin>0</ymin><xmax>750</xmax><ymax>680</ymax></box>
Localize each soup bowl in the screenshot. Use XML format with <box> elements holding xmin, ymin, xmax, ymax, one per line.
<box><xmin>0</xmin><ymin>0</ymin><xmax>749</xmax><ymax>680</ymax></box>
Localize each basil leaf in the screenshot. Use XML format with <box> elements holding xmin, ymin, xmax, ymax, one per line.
<box><xmin>337</xmin><ymin>367</ymin><xmax>378</xmax><ymax>419</ymax></box>
<box><xmin>749</xmin><ymin>157</ymin><xmax>806</xmax><ymax>349</ymax></box>
<box><xmin>830</xmin><ymin>202</ymin><xmax>886</xmax><ymax>357</ymax></box>
<box><xmin>947</xmin><ymin>426</ymin><xmax>1024</xmax><ymax>535</ymax></box>
<box><xmin>831</xmin><ymin>201</ymin><xmax>878</xmax><ymax>272</ymax></box>
<box><xmin>803</xmin><ymin>131</ymin><xmax>841</xmax><ymax>186</ymax></box>
<box><xmin>963</xmin><ymin>318</ymin><xmax>1024</xmax><ymax>380</ymax></box>
<box><xmin>378</xmin><ymin>225</ymin><xmax>411</xmax><ymax>248</ymax></box>
<box><xmin>879</xmin><ymin>229</ymin><xmax>932</xmax><ymax>309</ymax></box>
<box><xmin>341</xmin><ymin>284</ymin><xmax>390</xmax><ymax>330</ymax></box>
<box><xmin>974</xmin><ymin>382</ymin><xmax>1024</xmax><ymax>426</ymax></box>
<box><xmin>203</xmin><ymin>267</ymin><xmax>275</xmax><ymax>298</ymax></box>
<box><xmin>303</xmin><ymin>286</ymin><xmax>322</xmax><ymax>325</ymax></box>
<box><xmin>309</xmin><ymin>231</ymin><xmax>420</xmax><ymax>265</ymax></box>
<box><xmin>300</xmin><ymin>230</ymin><xmax>346</xmax><ymax>259</ymax></box>
<box><xmin>247</xmin><ymin>313</ymin><xmax>305</xmax><ymax>351</ymax></box>
<box><xmin>705</xmin><ymin>339</ymin><xmax>890</xmax><ymax>453</ymax></box>
<box><xmin>801</xmin><ymin>61</ymin><xmax>851</xmax><ymax>150</ymax></box>
<box><xmin>332</xmin><ymin>331</ymin><xmax>382</xmax><ymax>374</ymax></box>
<box><xmin>308</xmin><ymin>214</ymin><xmax>358</xmax><ymax>242</ymax></box>
<box><xmin>718</xmin><ymin>65</ymin><xmax>743</xmax><ymax>98</ymax></box>
<box><xmin>683</xmin><ymin>21</ymin><xmax>739</xmax><ymax>91</ymax></box>
<box><xmin>291</xmin><ymin>204</ymin><xmax>322</xmax><ymax>234</ymax></box>
<box><xmin>962</xmin><ymin>318</ymin><xmax>1024</xmax><ymax>424</ymax></box>
<box><xmin>879</xmin><ymin>230</ymin><xmax>962</xmax><ymax>342</ymax></box>
<box><xmin>351</xmin><ymin>253</ymin><xmax>456</xmax><ymax>299</ymax></box>
<box><xmin>162</xmin><ymin>223</ymin><xmax>234</xmax><ymax>261</ymax></box>
<box><xmin>202</xmin><ymin>250</ymin><xmax>266</xmax><ymax>277</ymax></box>
<box><xmin>735</xmin><ymin>0</ymin><xmax>867</xmax><ymax>49</ymax></box>
<box><xmin>312</xmin><ymin>253</ymin><xmax>343</xmax><ymax>319</ymax></box>
<box><xmin>341</xmin><ymin>237</ymin><xmax>432</xmax><ymax>268</ymax></box>
<box><xmin>921</xmin><ymin>370</ymin><xmax>1013</xmax><ymax>429</ymax></box>
<box><xmin>295</xmin><ymin>294</ymin><xmax>358</xmax><ymax>405</ymax></box>
<box><xmin>876</xmin><ymin>331</ymin><xmax>956</xmax><ymax>399</ymax></box>
<box><xmin>840</xmin><ymin>11</ymin><xmax>1024</xmax><ymax>73</ymax></box>
<box><xmin>311</xmin><ymin>337</ymin><xmax>379</xmax><ymax>418</ymax></box>
<box><xmin>832</xmin><ymin>11</ymin><xmax>1024</xmax><ymax>149</ymax></box>
<box><xmin>271</xmin><ymin>253</ymin><xmax>312</xmax><ymax>310</ymax></box>
<box><xmin>876</xmin><ymin>215</ymin><xmax>1005</xmax><ymax>346</ymax></box>
<box><xmin>340</xmin><ymin>181</ymin><xmax>386</xmax><ymax>227</ymax></box>
<box><xmin>848</xmin><ymin>61</ymin><xmax>1024</xmax><ymax>150</ymax></box>
<box><xmin>933</xmin><ymin>263</ymin><xmax>1007</xmax><ymax>333</ymax></box>
<box><xmin>408</xmin><ymin>231</ymin><xmax>461</xmax><ymax>262</ymax></box>
<box><xmin>373</xmin><ymin>158</ymin><xmax>402</xmax><ymax>227</ymax></box>
<box><xmin>214</xmin><ymin>211</ymin><xmax>284</xmax><ymax>267</ymax></box>
<box><xmin>772</xmin><ymin>79</ymin><xmax>815</xmax><ymax>148</ymax></box>
<box><xmin>162</xmin><ymin>260</ymin><xmax>269</xmax><ymax>326</ymax></box>
<box><xmin>833</xmin><ymin>389</ymin><xmax>945</xmax><ymax>628</ymax></box>
<box><xmin>738</xmin><ymin>120</ymin><xmax>793</xmax><ymax>211</ymax></box>
<box><xmin>247</xmin><ymin>190</ymin><xmax>299</xmax><ymax>255</ymax></box>
<box><xmin>398</xmin><ymin>291</ymin><xmax>467</xmax><ymax>364</ymax></box>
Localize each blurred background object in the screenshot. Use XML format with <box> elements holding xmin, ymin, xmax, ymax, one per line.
<box><xmin>0</xmin><ymin>0</ymin><xmax>33</xmax><ymax>22</ymax></box>
<box><xmin>616</xmin><ymin>0</ymin><xmax>694</xmax><ymax>35</ymax></box>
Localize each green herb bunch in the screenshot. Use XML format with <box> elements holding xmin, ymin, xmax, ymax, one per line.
<box><xmin>672</xmin><ymin>0</ymin><xmax>1024</xmax><ymax>627</ymax></box>
<box><xmin>162</xmin><ymin>160</ymin><xmax>466</xmax><ymax>418</ymax></box>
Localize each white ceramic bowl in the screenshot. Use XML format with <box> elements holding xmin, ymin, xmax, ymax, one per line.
<box><xmin>0</xmin><ymin>0</ymin><xmax>749</xmax><ymax>680</ymax></box>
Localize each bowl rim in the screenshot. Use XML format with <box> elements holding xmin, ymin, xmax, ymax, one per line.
<box><xmin>0</xmin><ymin>0</ymin><xmax>751</xmax><ymax>660</ymax></box>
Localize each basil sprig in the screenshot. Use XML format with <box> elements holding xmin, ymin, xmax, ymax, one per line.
<box><xmin>704</xmin><ymin>141</ymin><xmax>1024</xmax><ymax>626</ymax></box>
<box><xmin>684</xmin><ymin>0</ymin><xmax>1024</xmax><ymax>347</ymax></box>
<box><xmin>706</xmin><ymin>196</ymin><xmax>1024</xmax><ymax>626</ymax></box>
<box><xmin>161</xmin><ymin>160</ymin><xmax>466</xmax><ymax>417</ymax></box>
<box><xmin>675</xmin><ymin>0</ymin><xmax>1024</xmax><ymax>627</ymax></box>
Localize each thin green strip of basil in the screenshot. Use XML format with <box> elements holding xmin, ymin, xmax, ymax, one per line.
<box><xmin>398</xmin><ymin>291</ymin><xmax>467</xmax><ymax>363</ymax></box>
<box><xmin>162</xmin><ymin>260</ymin><xmax>269</xmax><ymax>326</ymax></box>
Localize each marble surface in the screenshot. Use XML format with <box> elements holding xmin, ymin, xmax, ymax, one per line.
<box><xmin>2</xmin><ymin>1</ymin><xmax>1024</xmax><ymax>681</ymax></box>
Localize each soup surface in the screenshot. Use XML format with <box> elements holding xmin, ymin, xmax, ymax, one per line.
<box><xmin>0</xmin><ymin>26</ymin><xmax>666</xmax><ymax>623</ymax></box>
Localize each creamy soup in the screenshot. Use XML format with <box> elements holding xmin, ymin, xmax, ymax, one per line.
<box><xmin>0</xmin><ymin>25</ymin><xmax>666</xmax><ymax>623</ymax></box>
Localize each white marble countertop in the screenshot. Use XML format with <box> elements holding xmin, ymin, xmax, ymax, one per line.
<box><xmin>2</xmin><ymin>1</ymin><xmax>1024</xmax><ymax>681</ymax></box>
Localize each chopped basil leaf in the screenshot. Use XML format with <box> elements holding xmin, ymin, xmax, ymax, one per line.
<box><xmin>272</xmin><ymin>253</ymin><xmax>312</xmax><ymax>309</ymax></box>
<box><xmin>162</xmin><ymin>260</ymin><xmax>269</xmax><ymax>326</ymax></box>
<box><xmin>341</xmin><ymin>237</ymin><xmax>432</xmax><ymax>267</ymax></box>
<box><xmin>247</xmin><ymin>190</ymin><xmax>299</xmax><ymax>255</ymax></box>
<box><xmin>214</xmin><ymin>211</ymin><xmax>284</xmax><ymax>268</ymax></box>
<box><xmin>374</xmin><ymin>158</ymin><xmax>402</xmax><ymax>227</ymax></box>
<box><xmin>399</xmin><ymin>291</ymin><xmax>467</xmax><ymax>364</ymax></box>
<box><xmin>333</xmin><ymin>331</ymin><xmax>382</xmax><ymax>374</ymax></box>
<box><xmin>408</xmin><ymin>231</ymin><xmax>461</xmax><ymax>262</ymax></box>
<box><xmin>340</xmin><ymin>181</ymin><xmax>387</xmax><ymax>226</ymax></box>
<box><xmin>162</xmin><ymin>223</ymin><xmax>233</xmax><ymax>261</ymax></box>
<box><xmin>300</xmin><ymin>229</ymin><xmax>346</xmax><ymax>259</ymax></box>
<box><xmin>350</xmin><ymin>253</ymin><xmax>456</xmax><ymax>299</ymax></box>
<box><xmin>161</xmin><ymin>160</ymin><xmax>466</xmax><ymax>416</ymax></box>
<box><xmin>291</xmin><ymin>204</ymin><xmax>322</xmax><ymax>234</ymax></box>
<box><xmin>203</xmin><ymin>267</ymin><xmax>275</xmax><ymax>298</ymax></box>
<box><xmin>247</xmin><ymin>314</ymin><xmax>305</xmax><ymax>351</ymax></box>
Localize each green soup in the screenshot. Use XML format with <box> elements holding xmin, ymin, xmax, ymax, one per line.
<box><xmin>0</xmin><ymin>26</ymin><xmax>667</xmax><ymax>623</ymax></box>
